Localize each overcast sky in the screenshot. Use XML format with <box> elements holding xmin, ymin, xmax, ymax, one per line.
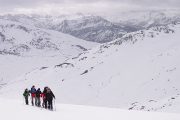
<box><xmin>0</xmin><ymin>0</ymin><xmax>179</xmax><ymax>15</ymax></box>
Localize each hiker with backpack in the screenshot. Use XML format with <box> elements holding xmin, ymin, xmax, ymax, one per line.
<box><xmin>45</xmin><ymin>88</ymin><xmax>55</xmax><ymax>110</ymax></box>
<box><xmin>42</xmin><ymin>86</ymin><xmax>48</xmax><ymax>108</ymax></box>
<box><xmin>35</xmin><ymin>88</ymin><xmax>42</xmax><ymax>107</ymax></box>
<box><xmin>23</xmin><ymin>86</ymin><xmax>56</xmax><ymax>111</ymax></box>
<box><xmin>23</xmin><ymin>88</ymin><xmax>30</xmax><ymax>105</ymax></box>
<box><xmin>30</xmin><ymin>85</ymin><xmax>37</xmax><ymax>106</ymax></box>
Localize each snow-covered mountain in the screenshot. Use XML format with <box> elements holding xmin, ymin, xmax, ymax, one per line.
<box><xmin>107</xmin><ymin>10</ymin><xmax>180</xmax><ymax>29</ymax></box>
<box><xmin>0</xmin><ymin>19</ymin><xmax>97</xmax><ymax>56</ymax></box>
<box><xmin>0</xmin><ymin>19</ymin><xmax>98</xmax><ymax>85</ymax></box>
<box><xmin>1</xmin><ymin>10</ymin><xmax>180</xmax><ymax>43</ymax></box>
<box><xmin>0</xmin><ymin>14</ymin><xmax>138</xmax><ymax>43</ymax></box>
<box><xmin>1</xmin><ymin>22</ymin><xmax>180</xmax><ymax>113</ymax></box>
<box><xmin>49</xmin><ymin>15</ymin><xmax>139</xmax><ymax>43</ymax></box>
<box><xmin>3</xmin><ymin>10</ymin><xmax>180</xmax><ymax>43</ymax></box>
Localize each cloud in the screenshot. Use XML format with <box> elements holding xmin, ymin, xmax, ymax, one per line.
<box><xmin>129</xmin><ymin>0</ymin><xmax>180</xmax><ymax>7</ymax></box>
<box><xmin>0</xmin><ymin>0</ymin><xmax>179</xmax><ymax>14</ymax></box>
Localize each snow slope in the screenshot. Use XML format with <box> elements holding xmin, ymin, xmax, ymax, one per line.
<box><xmin>1</xmin><ymin>23</ymin><xmax>180</xmax><ymax>113</ymax></box>
<box><xmin>1</xmin><ymin>98</ymin><xmax>180</xmax><ymax>120</ymax></box>
<box><xmin>0</xmin><ymin>19</ymin><xmax>97</xmax><ymax>56</ymax></box>
<box><xmin>0</xmin><ymin>19</ymin><xmax>98</xmax><ymax>85</ymax></box>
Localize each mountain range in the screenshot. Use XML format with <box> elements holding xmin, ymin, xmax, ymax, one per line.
<box><xmin>1</xmin><ymin>10</ymin><xmax>180</xmax><ymax>43</ymax></box>
<box><xmin>0</xmin><ymin>10</ymin><xmax>180</xmax><ymax>113</ymax></box>
<box><xmin>1</xmin><ymin>21</ymin><xmax>180</xmax><ymax>112</ymax></box>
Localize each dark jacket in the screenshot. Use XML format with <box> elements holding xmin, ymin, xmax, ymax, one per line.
<box><xmin>23</xmin><ymin>89</ymin><xmax>30</xmax><ymax>97</ymax></box>
<box><xmin>36</xmin><ymin>89</ymin><xmax>42</xmax><ymax>98</ymax></box>
<box><xmin>43</xmin><ymin>87</ymin><xmax>48</xmax><ymax>99</ymax></box>
<box><xmin>45</xmin><ymin>91</ymin><xmax>55</xmax><ymax>100</ymax></box>
<box><xmin>43</xmin><ymin>89</ymin><xmax>47</xmax><ymax>94</ymax></box>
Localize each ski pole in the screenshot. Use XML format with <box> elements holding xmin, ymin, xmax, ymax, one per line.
<box><xmin>22</xmin><ymin>96</ymin><xmax>24</xmax><ymax>105</ymax></box>
<box><xmin>54</xmin><ymin>98</ymin><xmax>56</xmax><ymax>111</ymax></box>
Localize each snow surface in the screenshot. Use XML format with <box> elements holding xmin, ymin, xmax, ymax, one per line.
<box><xmin>0</xmin><ymin>19</ymin><xmax>98</xmax><ymax>56</ymax></box>
<box><xmin>1</xmin><ymin>15</ymin><xmax>180</xmax><ymax>120</ymax></box>
<box><xmin>1</xmin><ymin>23</ymin><xmax>180</xmax><ymax>113</ymax></box>
<box><xmin>1</xmin><ymin>98</ymin><xmax>180</xmax><ymax>120</ymax></box>
<box><xmin>0</xmin><ymin>19</ymin><xmax>98</xmax><ymax>82</ymax></box>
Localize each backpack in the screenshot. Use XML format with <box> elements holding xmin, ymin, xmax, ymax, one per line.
<box><xmin>23</xmin><ymin>90</ymin><xmax>29</xmax><ymax>97</ymax></box>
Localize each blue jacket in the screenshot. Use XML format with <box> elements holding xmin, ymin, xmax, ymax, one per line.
<box><xmin>31</xmin><ymin>87</ymin><xmax>36</xmax><ymax>94</ymax></box>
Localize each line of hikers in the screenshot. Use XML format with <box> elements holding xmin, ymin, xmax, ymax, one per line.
<box><xmin>23</xmin><ymin>85</ymin><xmax>55</xmax><ymax>110</ymax></box>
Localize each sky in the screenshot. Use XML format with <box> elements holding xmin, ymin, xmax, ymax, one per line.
<box><xmin>0</xmin><ymin>0</ymin><xmax>179</xmax><ymax>15</ymax></box>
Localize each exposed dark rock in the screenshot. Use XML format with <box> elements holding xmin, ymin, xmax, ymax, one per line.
<box><xmin>55</xmin><ymin>63</ymin><xmax>74</xmax><ymax>68</ymax></box>
<box><xmin>81</xmin><ymin>70</ymin><xmax>88</xmax><ymax>75</ymax></box>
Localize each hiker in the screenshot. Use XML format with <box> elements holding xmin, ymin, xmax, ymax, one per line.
<box><xmin>45</xmin><ymin>88</ymin><xmax>55</xmax><ymax>110</ymax></box>
<box><xmin>42</xmin><ymin>86</ymin><xmax>48</xmax><ymax>108</ymax></box>
<box><xmin>30</xmin><ymin>85</ymin><xmax>37</xmax><ymax>106</ymax></box>
<box><xmin>36</xmin><ymin>88</ymin><xmax>42</xmax><ymax>107</ymax></box>
<box><xmin>41</xmin><ymin>91</ymin><xmax>45</xmax><ymax>108</ymax></box>
<box><xmin>23</xmin><ymin>88</ymin><xmax>30</xmax><ymax>105</ymax></box>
